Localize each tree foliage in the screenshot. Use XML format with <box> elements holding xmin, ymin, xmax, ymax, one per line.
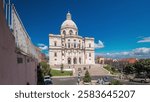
<box><xmin>83</xmin><ymin>70</ymin><xmax>91</xmax><ymax>82</ymax></box>
<box><xmin>40</xmin><ymin>62</ymin><xmax>51</xmax><ymax>76</ymax></box>
<box><xmin>124</xmin><ymin>64</ymin><xmax>135</xmax><ymax>75</ymax></box>
<box><xmin>124</xmin><ymin>59</ymin><xmax>150</xmax><ymax>76</ymax></box>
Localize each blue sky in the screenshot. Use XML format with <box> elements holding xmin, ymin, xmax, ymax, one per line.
<box><xmin>11</xmin><ymin>0</ymin><xmax>150</xmax><ymax>58</ymax></box>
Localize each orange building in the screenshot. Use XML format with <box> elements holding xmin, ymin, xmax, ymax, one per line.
<box><xmin>119</xmin><ymin>58</ymin><xmax>138</xmax><ymax>64</ymax></box>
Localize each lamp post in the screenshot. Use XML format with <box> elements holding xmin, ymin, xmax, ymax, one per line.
<box><xmin>77</xmin><ymin>72</ymin><xmax>80</xmax><ymax>85</ymax></box>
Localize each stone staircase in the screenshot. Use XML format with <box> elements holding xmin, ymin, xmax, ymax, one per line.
<box><xmin>50</xmin><ymin>64</ymin><xmax>111</xmax><ymax>77</ymax></box>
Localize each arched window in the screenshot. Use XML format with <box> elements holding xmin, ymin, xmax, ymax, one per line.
<box><xmin>68</xmin><ymin>43</ymin><xmax>70</xmax><ymax>48</ymax></box>
<box><xmin>73</xmin><ymin>57</ymin><xmax>77</xmax><ymax>64</ymax></box>
<box><xmin>69</xmin><ymin>30</ymin><xmax>73</xmax><ymax>35</ymax></box>
<box><xmin>79</xmin><ymin>57</ymin><xmax>81</xmax><ymax>64</ymax></box>
<box><xmin>63</xmin><ymin>30</ymin><xmax>66</xmax><ymax>35</ymax></box>
<box><xmin>68</xmin><ymin>58</ymin><xmax>71</xmax><ymax>64</ymax></box>
<box><xmin>75</xmin><ymin>32</ymin><xmax>78</xmax><ymax>35</ymax></box>
<box><xmin>74</xmin><ymin>39</ymin><xmax>76</xmax><ymax>48</ymax></box>
<box><xmin>74</xmin><ymin>43</ymin><xmax>76</xmax><ymax>48</ymax></box>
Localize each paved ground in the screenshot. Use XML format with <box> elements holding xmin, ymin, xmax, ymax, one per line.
<box><xmin>52</xmin><ymin>77</ymin><xmax>77</xmax><ymax>85</ymax></box>
<box><xmin>52</xmin><ymin>76</ymin><xmax>150</xmax><ymax>85</ymax></box>
<box><xmin>52</xmin><ymin>75</ymin><xmax>113</xmax><ymax>85</ymax></box>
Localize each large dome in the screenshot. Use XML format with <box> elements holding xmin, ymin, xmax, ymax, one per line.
<box><xmin>61</xmin><ymin>12</ymin><xmax>78</xmax><ymax>30</ymax></box>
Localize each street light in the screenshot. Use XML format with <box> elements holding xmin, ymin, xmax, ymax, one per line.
<box><xmin>77</xmin><ymin>72</ymin><xmax>81</xmax><ymax>85</ymax></box>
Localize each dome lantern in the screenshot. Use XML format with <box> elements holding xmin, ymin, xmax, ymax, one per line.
<box><xmin>67</xmin><ymin>11</ymin><xmax>71</xmax><ymax>20</ymax></box>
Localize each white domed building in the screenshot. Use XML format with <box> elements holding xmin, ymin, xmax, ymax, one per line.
<box><xmin>49</xmin><ymin>12</ymin><xmax>95</xmax><ymax>66</ymax></box>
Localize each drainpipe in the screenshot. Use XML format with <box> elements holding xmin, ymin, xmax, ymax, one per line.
<box><xmin>8</xmin><ymin>0</ymin><xmax>11</xmax><ymax>28</ymax></box>
<box><xmin>3</xmin><ymin>0</ymin><xmax>5</xmax><ymax>8</ymax></box>
<box><xmin>11</xmin><ymin>4</ymin><xmax>14</xmax><ymax>30</ymax></box>
<box><xmin>5</xmin><ymin>3</ymin><xmax>7</xmax><ymax>21</ymax></box>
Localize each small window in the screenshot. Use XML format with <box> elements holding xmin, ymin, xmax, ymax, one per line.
<box><xmin>55</xmin><ymin>59</ymin><xmax>57</xmax><ymax>61</ymax></box>
<box><xmin>54</xmin><ymin>52</ymin><xmax>57</xmax><ymax>57</ymax></box>
<box><xmin>89</xmin><ymin>53</ymin><xmax>91</xmax><ymax>57</ymax></box>
<box><xmin>76</xmin><ymin>32</ymin><xmax>77</xmax><ymax>35</ymax></box>
<box><xmin>63</xmin><ymin>30</ymin><xmax>66</xmax><ymax>35</ymax></box>
<box><xmin>89</xmin><ymin>43</ymin><xmax>91</xmax><ymax>48</ymax></box>
<box><xmin>79</xmin><ymin>44</ymin><xmax>81</xmax><ymax>48</ymax></box>
<box><xmin>17</xmin><ymin>57</ymin><xmax>23</xmax><ymax>64</ymax></box>
<box><xmin>69</xmin><ymin>30</ymin><xmax>73</xmax><ymax>35</ymax></box>
<box><xmin>84</xmin><ymin>67</ymin><xmax>86</xmax><ymax>70</ymax></box>
<box><xmin>74</xmin><ymin>43</ymin><xmax>76</xmax><ymax>48</ymax></box>
<box><xmin>68</xmin><ymin>43</ymin><xmax>70</xmax><ymax>48</ymax></box>
<box><xmin>54</xmin><ymin>41</ymin><xmax>57</xmax><ymax>46</ymax></box>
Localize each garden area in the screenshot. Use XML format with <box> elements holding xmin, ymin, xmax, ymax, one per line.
<box><xmin>50</xmin><ymin>69</ymin><xmax>73</xmax><ymax>76</ymax></box>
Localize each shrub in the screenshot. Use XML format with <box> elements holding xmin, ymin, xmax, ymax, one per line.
<box><xmin>83</xmin><ymin>70</ymin><xmax>91</xmax><ymax>82</ymax></box>
<box><xmin>111</xmin><ymin>80</ymin><xmax>122</xmax><ymax>85</ymax></box>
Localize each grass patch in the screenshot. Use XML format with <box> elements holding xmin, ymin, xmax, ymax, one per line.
<box><xmin>50</xmin><ymin>69</ymin><xmax>73</xmax><ymax>76</ymax></box>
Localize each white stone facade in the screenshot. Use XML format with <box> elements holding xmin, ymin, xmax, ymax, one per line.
<box><xmin>49</xmin><ymin>12</ymin><xmax>95</xmax><ymax>65</ymax></box>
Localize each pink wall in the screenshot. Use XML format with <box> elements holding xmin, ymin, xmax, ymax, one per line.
<box><xmin>0</xmin><ymin>0</ymin><xmax>38</xmax><ymax>85</ymax></box>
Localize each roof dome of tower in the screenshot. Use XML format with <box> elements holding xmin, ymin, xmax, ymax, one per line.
<box><xmin>61</xmin><ymin>12</ymin><xmax>78</xmax><ymax>30</ymax></box>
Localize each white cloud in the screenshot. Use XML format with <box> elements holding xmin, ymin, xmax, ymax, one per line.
<box><xmin>37</xmin><ymin>43</ymin><xmax>48</xmax><ymax>50</ymax></box>
<box><xmin>95</xmin><ymin>40</ymin><xmax>104</xmax><ymax>49</ymax></box>
<box><xmin>96</xmin><ymin>47</ymin><xmax>150</xmax><ymax>59</ymax></box>
<box><xmin>132</xmin><ymin>47</ymin><xmax>150</xmax><ymax>55</ymax></box>
<box><xmin>137</xmin><ymin>37</ymin><xmax>150</xmax><ymax>43</ymax></box>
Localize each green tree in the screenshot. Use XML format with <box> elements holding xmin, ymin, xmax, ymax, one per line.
<box><xmin>37</xmin><ymin>65</ymin><xmax>44</xmax><ymax>85</ymax></box>
<box><xmin>124</xmin><ymin>64</ymin><xmax>135</xmax><ymax>75</ymax></box>
<box><xmin>83</xmin><ymin>70</ymin><xmax>91</xmax><ymax>82</ymax></box>
<box><xmin>40</xmin><ymin>62</ymin><xmax>51</xmax><ymax>76</ymax></box>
